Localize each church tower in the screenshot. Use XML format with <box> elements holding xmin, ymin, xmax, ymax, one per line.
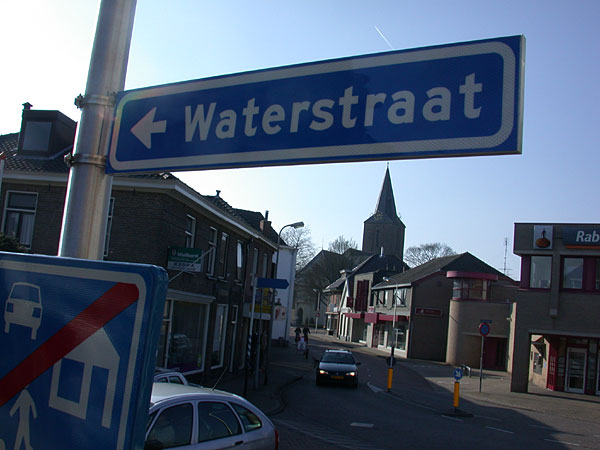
<box><xmin>362</xmin><ymin>167</ymin><xmax>406</xmax><ymax>261</ymax></box>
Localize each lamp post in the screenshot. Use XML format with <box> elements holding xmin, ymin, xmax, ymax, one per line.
<box><xmin>264</xmin><ymin>221</ymin><xmax>303</xmax><ymax>385</ymax></box>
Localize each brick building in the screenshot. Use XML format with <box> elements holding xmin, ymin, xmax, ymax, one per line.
<box><xmin>0</xmin><ymin>107</ymin><xmax>288</xmax><ymax>383</ymax></box>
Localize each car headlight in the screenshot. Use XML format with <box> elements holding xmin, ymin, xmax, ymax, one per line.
<box><xmin>347</xmin><ymin>372</ymin><xmax>356</xmax><ymax>377</ymax></box>
<box><xmin>318</xmin><ymin>369</ymin><xmax>328</xmax><ymax>375</ymax></box>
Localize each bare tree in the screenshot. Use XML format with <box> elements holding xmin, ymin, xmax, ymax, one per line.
<box><xmin>328</xmin><ymin>235</ymin><xmax>358</xmax><ymax>254</ymax></box>
<box><xmin>281</xmin><ymin>225</ymin><xmax>317</xmax><ymax>271</ymax></box>
<box><xmin>404</xmin><ymin>242</ymin><xmax>456</xmax><ymax>267</ymax></box>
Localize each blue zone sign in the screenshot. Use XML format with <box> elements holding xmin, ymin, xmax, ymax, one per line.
<box><xmin>107</xmin><ymin>35</ymin><xmax>525</xmax><ymax>174</ymax></box>
<box><xmin>0</xmin><ymin>252</ymin><xmax>167</xmax><ymax>450</ymax></box>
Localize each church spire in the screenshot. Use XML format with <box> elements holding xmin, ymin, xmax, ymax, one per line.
<box><xmin>373</xmin><ymin>166</ymin><xmax>400</xmax><ymax>223</ymax></box>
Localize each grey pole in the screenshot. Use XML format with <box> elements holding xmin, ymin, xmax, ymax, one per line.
<box><xmin>59</xmin><ymin>0</ymin><xmax>137</xmax><ymax>259</ymax></box>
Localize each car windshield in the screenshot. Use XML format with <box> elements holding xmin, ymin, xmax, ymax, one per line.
<box><xmin>321</xmin><ymin>352</ymin><xmax>355</xmax><ymax>364</ymax></box>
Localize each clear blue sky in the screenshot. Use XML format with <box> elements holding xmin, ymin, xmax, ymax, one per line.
<box><xmin>2</xmin><ymin>1</ymin><xmax>599</xmax><ymax>279</ymax></box>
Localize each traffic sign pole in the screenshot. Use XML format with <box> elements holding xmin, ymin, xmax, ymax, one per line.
<box><xmin>59</xmin><ymin>0</ymin><xmax>137</xmax><ymax>259</ymax></box>
<box><xmin>478</xmin><ymin>322</ymin><xmax>491</xmax><ymax>392</ymax></box>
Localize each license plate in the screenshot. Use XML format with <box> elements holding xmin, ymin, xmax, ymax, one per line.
<box><xmin>331</xmin><ymin>375</ymin><xmax>344</xmax><ymax>380</ymax></box>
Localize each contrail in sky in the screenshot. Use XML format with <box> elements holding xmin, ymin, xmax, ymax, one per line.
<box><xmin>375</xmin><ymin>26</ymin><xmax>394</xmax><ymax>50</ymax></box>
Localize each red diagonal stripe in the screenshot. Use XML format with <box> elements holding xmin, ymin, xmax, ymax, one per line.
<box><xmin>0</xmin><ymin>282</ymin><xmax>139</xmax><ymax>407</ymax></box>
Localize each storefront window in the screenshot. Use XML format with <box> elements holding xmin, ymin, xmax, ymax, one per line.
<box><xmin>562</xmin><ymin>258</ymin><xmax>583</xmax><ymax>289</ymax></box>
<box><xmin>530</xmin><ymin>256</ymin><xmax>552</xmax><ymax>289</ymax></box>
<box><xmin>168</xmin><ymin>301</ymin><xmax>208</xmax><ymax>373</ymax></box>
<box><xmin>395</xmin><ymin>324</ymin><xmax>407</xmax><ymax>351</ymax></box>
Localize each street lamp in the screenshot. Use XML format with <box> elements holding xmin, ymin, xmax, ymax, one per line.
<box><xmin>264</xmin><ymin>221</ymin><xmax>304</xmax><ymax>385</ymax></box>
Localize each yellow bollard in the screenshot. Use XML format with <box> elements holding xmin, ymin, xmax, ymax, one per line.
<box><xmin>387</xmin><ymin>367</ymin><xmax>393</xmax><ymax>391</ymax></box>
<box><xmin>453</xmin><ymin>381</ymin><xmax>460</xmax><ymax>409</ymax></box>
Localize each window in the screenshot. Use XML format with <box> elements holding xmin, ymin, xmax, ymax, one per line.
<box><xmin>207</xmin><ymin>228</ymin><xmax>217</xmax><ymax>275</ymax></box>
<box><xmin>197</xmin><ymin>402</ymin><xmax>241</xmax><ymax>443</ymax></box>
<box><xmin>252</xmin><ymin>248</ymin><xmax>259</xmax><ymax>277</ymax></box>
<box><xmin>596</xmin><ymin>258</ymin><xmax>600</xmax><ymax>291</ymax></box>
<box><xmin>231</xmin><ymin>403</ymin><xmax>263</xmax><ymax>432</ymax></box>
<box><xmin>562</xmin><ymin>257</ymin><xmax>583</xmax><ymax>289</ymax></box>
<box><xmin>236</xmin><ymin>241</ymin><xmax>244</xmax><ymax>281</ymax></box>
<box><xmin>452</xmin><ymin>279</ymin><xmax>488</xmax><ymax>300</ymax></box>
<box><xmin>168</xmin><ymin>302</ymin><xmax>208</xmax><ymax>373</ymax></box>
<box><xmin>261</xmin><ymin>253</ymin><xmax>268</xmax><ymax>278</ymax></box>
<box><xmin>394</xmin><ymin>288</ymin><xmax>407</xmax><ymax>306</ymax></box>
<box><xmin>530</xmin><ymin>256</ymin><xmax>552</xmax><ymax>289</ymax></box>
<box><xmin>146</xmin><ymin>403</ymin><xmax>193</xmax><ymax>449</ymax></box>
<box><xmin>218</xmin><ymin>232</ymin><xmax>229</xmax><ymax>278</ymax></box>
<box><xmin>103</xmin><ymin>197</ymin><xmax>114</xmax><ymax>257</ymax></box>
<box><xmin>185</xmin><ymin>215</ymin><xmax>196</xmax><ymax>248</ymax></box>
<box><xmin>2</xmin><ymin>191</ymin><xmax>37</xmax><ymax>248</ymax></box>
<box><xmin>211</xmin><ymin>304</ymin><xmax>228</xmax><ymax>368</ymax></box>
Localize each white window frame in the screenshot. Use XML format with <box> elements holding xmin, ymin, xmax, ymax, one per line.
<box><xmin>207</xmin><ymin>227</ymin><xmax>217</xmax><ymax>275</ymax></box>
<box><xmin>218</xmin><ymin>232</ymin><xmax>229</xmax><ymax>278</ymax></box>
<box><xmin>236</xmin><ymin>241</ymin><xmax>244</xmax><ymax>282</ymax></box>
<box><xmin>103</xmin><ymin>197</ymin><xmax>115</xmax><ymax>258</ymax></box>
<box><xmin>211</xmin><ymin>304</ymin><xmax>229</xmax><ymax>369</ymax></box>
<box><xmin>185</xmin><ymin>214</ymin><xmax>196</xmax><ymax>248</ymax></box>
<box><xmin>2</xmin><ymin>191</ymin><xmax>38</xmax><ymax>248</ymax></box>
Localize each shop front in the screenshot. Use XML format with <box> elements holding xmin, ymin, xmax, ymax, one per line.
<box><xmin>539</xmin><ymin>336</ymin><xmax>599</xmax><ymax>395</ymax></box>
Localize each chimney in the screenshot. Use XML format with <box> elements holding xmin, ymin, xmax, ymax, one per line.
<box><xmin>260</xmin><ymin>210</ymin><xmax>272</xmax><ymax>234</ymax></box>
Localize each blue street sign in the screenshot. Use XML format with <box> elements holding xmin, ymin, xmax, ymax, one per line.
<box><xmin>0</xmin><ymin>252</ymin><xmax>167</xmax><ymax>450</ymax></box>
<box><xmin>454</xmin><ymin>368</ymin><xmax>464</xmax><ymax>381</ymax></box>
<box><xmin>107</xmin><ymin>35</ymin><xmax>525</xmax><ymax>174</ymax></box>
<box><xmin>256</xmin><ymin>277</ymin><xmax>289</xmax><ymax>289</ymax></box>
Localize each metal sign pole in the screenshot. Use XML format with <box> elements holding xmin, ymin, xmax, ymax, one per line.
<box><xmin>58</xmin><ymin>0</ymin><xmax>137</xmax><ymax>259</ymax></box>
<box><xmin>479</xmin><ymin>335</ymin><xmax>485</xmax><ymax>393</ymax></box>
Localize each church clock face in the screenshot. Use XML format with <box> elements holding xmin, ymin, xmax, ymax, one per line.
<box><xmin>374</xmin><ymin>211</ymin><xmax>384</xmax><ymax>220</ymax></box>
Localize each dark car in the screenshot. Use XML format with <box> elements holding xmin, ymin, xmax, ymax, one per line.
<box><xmin>316</xmin><ymin>349</ymin><xmax>361</xmax><ymax>387</ymax></box>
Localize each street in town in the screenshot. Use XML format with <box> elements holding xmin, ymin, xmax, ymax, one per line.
<box><xmin>218</xmin><ymin>330</ymin><xmax>600</xmax><ymax>449</ymax></box>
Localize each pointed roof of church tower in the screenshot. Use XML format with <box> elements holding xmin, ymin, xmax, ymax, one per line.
<box><xmin>365</xmin><ymin>166</ymin><xmax>402</xmax><ymax>224</ymax></box>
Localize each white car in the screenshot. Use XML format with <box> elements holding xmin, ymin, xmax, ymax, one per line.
<box><xmin>4</xmin><ymin>282</ymin><xmax>42</xmax><ymax>339</ymax></box>
<box><xmin>145</xmin><ymin>383</ymin><xmax>279</xmax><ymax>450</ymax></box>
<box><xmin>154</xmin><ymin>369</ymin><xmax>190</xmax><ymax>386</ymax></box>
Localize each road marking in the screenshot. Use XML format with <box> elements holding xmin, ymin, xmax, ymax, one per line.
<box><xmin>351</xmin><ymin>422</ymin><xmax>374</xmax><ymax>428</ymax></box>
<box><xmin>367</xmin><ymin>382</ymin><xmax>384</xmax><ymax>393</ymax></box>
<box><xmin>486</xmin><ymin>426</ymin><xmax>514</xmax><ymax>434</ymax></box>
<box><xmin>442</xmin><ymin>415</ymin><xmax>464</xmax><ymax>422</ymax></box>
<box><xmin>528</xmin><ymin>424</ymin><xmax>554</xmax><ymax>430</ymax></box>
<box><xmin>274</xmin><ymin>418</ymin><xmax>382</xmax><ymax>450</ymax></box>
<box><xmin>544</xmin><ymin>439</ymin><xmax>580</xmax><ymax>446</ymax></box>
<box><xmin>0</xmin><ymin>282</ymin><xmax>139</xmax><ymax>407</ymax></box>
<box><xmin>474</xmin><ymin>415</ymin><xmax>501</xmax><ymax>421</ymax></box>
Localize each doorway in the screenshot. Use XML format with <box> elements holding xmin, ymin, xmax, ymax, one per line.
<box><xmin>565</xmin><ymin>348</ymin><xmax>587</xmax><ymax>394</ymax></box>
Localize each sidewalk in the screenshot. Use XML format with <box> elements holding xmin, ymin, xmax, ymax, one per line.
<box><xmin>212</xmin><ymin>329</ymin><xmax>600</xmax><ymax>424</ymax></box>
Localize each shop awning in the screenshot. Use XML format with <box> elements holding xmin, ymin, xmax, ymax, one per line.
<box><xmin>344</xmin><ymin>312</ymin><xmax>364</xmax><ymax>319</ymax></box>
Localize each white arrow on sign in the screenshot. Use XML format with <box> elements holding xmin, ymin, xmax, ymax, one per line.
<box><xmin>130</xmin><ymin>107</ymin><xmax>166</xmax><ymax>149</ymax></box>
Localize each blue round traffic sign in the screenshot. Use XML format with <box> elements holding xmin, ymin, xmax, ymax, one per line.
<box><xmin>479</xmin><ymin>322</ymin><xmax>490</xmax><ymax>336</ymax></box>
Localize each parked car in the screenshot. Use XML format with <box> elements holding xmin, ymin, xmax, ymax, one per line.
<box><xmin>154</xmin><ymin>369</ymin><xmax>189</xmax><ymax>386</ymax></box>
<box><xmin>4</xmin><ymin>282</ymin><xmax>42</xmax><ymax>339</ymax></box>
<box><xmin>316</xmin><ymin>349</ymin><xmax>361</xmax><ymax>387</ymax></box>
<box><xmin>145</xmin><ymin>383</ymin><xmax>278</xmax><ymax>450</ymax></box>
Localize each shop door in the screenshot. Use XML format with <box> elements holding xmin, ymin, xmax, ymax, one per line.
<box><xmin>565</xmin><ymin>348</ymin><xmax>587</xmax><ymax>394</ymax></box>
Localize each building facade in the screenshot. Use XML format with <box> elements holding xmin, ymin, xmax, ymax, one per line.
<box><xmin>511</xmin><ymin>223</ymin><xmax>600</xmax><ymax>396</ymax></box>
<box><xmin>1</xmin><ymin>109</ymin><xmax>293</xmax><ymax>384</ymax></box>
<box><xmin>369</xmin><ymin>253</ymin><xmax>516</xmax><ymax>365</ymax></box>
